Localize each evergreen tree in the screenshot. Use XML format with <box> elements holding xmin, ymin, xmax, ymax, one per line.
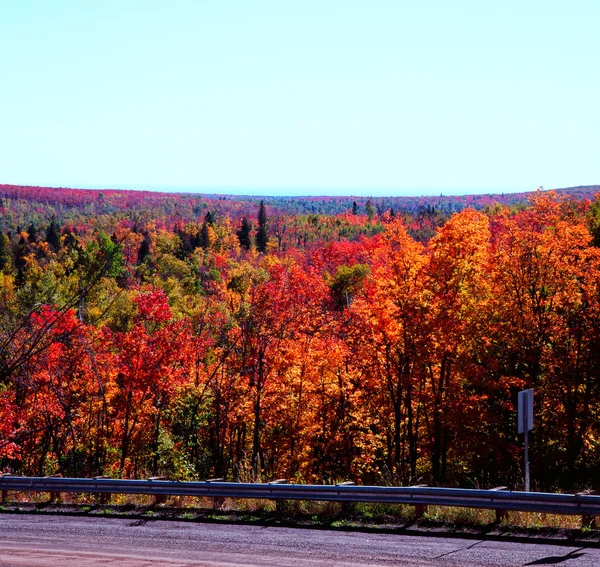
<box><xmin>255</xmin><ymin>200</ymin><xmax>269</xmax><ymax>253</ymax></box>
<box><xmin>193</xmin><ymin>230</ymin><xmax>202</xmax><ymax>250</ymax></box>
<box><xmin>27</xmin><ymin>223</ymin><xmax>37</xmax><ymax>244</ymax></box>
<box><xmin>137</xmin><ymin>234</ymin><xmax>151</xmax><ymax>264</ymax></box>
<box><xmin>352</xmin><ymin>201</ymin><xmax>358</xmax><ymax>215</ymax></box>
<box><xmin>237</xmin><ymin>217</ymin><xmax>252</xmax><ymax>250</ymax></box>
<box><xmin>46</xmin><ymin>217</ymin><xmax>61</xmax><ymax>251</ymax></box>
<box><xmin>199</xmin><ymin>221</ymin><xmax>211</xmax><ymax>249</ymax></box>
<box><xmin>14</xmin><ymin>236</ymin><xmax>28</xmax><ymax>271</ymax></box>
<box><xmin>204</xmin><ymin>211</ymin><xmax>214</xmax><ymax>225</ymax></box>
<box><xmin>365</xmin><ymin>199</ymin><xmax>376</xmax><ymax>221</ymax></box>
<box><xmin>62</xmin><ymin>227</ymin><xmax>78</xmax><ymax>249</ymax></box>
<box><xmin>15</xmin><ymin>267</ymin><xmax>25</xmax><ymax>287</ymax></box>
<box><xmin>174</xmin><ymin>225</ymin><xmax>194</xmax><ymax>256</ymax></box>
<box><xmin>0</xmin><ymin>232</ymin><xmax>8</xmax><ymax>272</ymax></box>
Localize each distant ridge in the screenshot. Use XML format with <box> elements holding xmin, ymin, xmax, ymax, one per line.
<box><xmin>0</xmin><ymin>183</ymin><xmax>598</xmax><ymax>219</ymax></box>
<box><xmin>1</xmin><ymin>182</ymin><xmax>597</xmax><ymax>200</ymax></box>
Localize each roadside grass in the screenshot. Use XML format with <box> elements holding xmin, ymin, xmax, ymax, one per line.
<box><xmin>417</xmin><ymin>506</ymin><xmax>582</xmax><ymax>530</ymax></box>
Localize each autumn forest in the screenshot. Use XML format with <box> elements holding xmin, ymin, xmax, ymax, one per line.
<box><xmin>1</xmin><ymin>184</ymin><xmax>600</xmax><ymax>492</ymax></box>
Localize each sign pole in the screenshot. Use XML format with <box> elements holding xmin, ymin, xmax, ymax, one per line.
<box><xmin>518</xmin><ymin>388</ymin><xmax>534</xmax><ymax>492</ymax></box>
<box><xmin>524</xmin><ymin>400</ymin><xmax>530</xmax><ymax>492</ymax></box>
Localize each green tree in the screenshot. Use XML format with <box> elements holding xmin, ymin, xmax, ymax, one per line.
<box><xmin>365</xmin><ymin>199</ymin><xmax>376</xmax><ymax>221</ymax></box>
<box><xmin>27</xmin><ymin>223</ymin><xmax>37</xmax><ymax>244</ymax></box>
<box><xmin>137</xmin><ymin>234</ymin><xmax>151</xmax><ymax>265</ymax></box>
<box><xmin>14</xmin><ymin>236</ymin><xmax>28</xmax><ymax>272</ymax></box>
<box><xmin>46</xmin><ymin>217</ymin><xmax>61</xmax><ymax>251</ymax></box>
<box><xmin>330</xmin><ymin>264</ymin><xmax>370</xmax><ymax>309</ymax></box>
<box><xmin>0</xmin><ymin>232</ymin><xmax>8</xmax><ymax>272</ymax></box>
<box><xmin>237</xmin><ymin>217</ymin><xmax>252</xmax><ymax>251</ymax></box>
<box><xmin>199</xmin><ymin>221</ymin><xmax>211</xmax><ymax>249</ymax></box>
<box><xmin>588</xmin><ymin>194</ymin><xmax>600</xmax><ymax>247</ymax></box>
<box><xmin>255</xmin><ymin>201</ymin><xmax>269</xmax><ymax>253</ymax></box>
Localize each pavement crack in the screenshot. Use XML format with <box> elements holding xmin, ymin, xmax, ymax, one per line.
<box><xmin>466</xmin><ymin>539</ymin><xmax>484</xmax><ymax>550</ymax></box>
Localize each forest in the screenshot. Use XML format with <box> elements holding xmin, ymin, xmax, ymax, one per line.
<box><xmin>1</xmin><ymin>184</ymin><xmax>600</xmax><ymax>492</ymax></box>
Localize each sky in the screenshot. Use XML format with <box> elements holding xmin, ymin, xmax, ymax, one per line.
<box><xmin>1</xmin><ymin>1</ymin><xmax>599</xmax><ymax>197</ymax></box>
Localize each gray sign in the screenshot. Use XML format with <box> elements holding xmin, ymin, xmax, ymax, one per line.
<box><xmin>518</xmin><ymin>388</ymin><xmax>534</xmax><ymax>434</ymax></box>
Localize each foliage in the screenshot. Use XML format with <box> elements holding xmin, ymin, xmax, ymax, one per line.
<box><xmin>1</xmin><ymin>186</ymin><xmax>600</xmax><ymax>494</ymax></box>
<box><xmin>255</xmin><ymin>201</ymin><xmax>269</xmax><ymax>253</ymax></box>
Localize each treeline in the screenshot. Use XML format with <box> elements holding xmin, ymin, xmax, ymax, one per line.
<box><xmin>3</xmin><ymin>183</ymin><xmax>599</xmax><ymax>238</ymax></box>
<box><xmin>1</xmin><ymin>191</ymin><xmax>600</xmax><ymax>491</ymax></box>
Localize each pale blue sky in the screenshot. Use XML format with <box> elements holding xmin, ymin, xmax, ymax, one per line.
<box><xmin>1</xmin><ymin>1</ymin><xmax>599</xmax><ymax>196</ymax></box>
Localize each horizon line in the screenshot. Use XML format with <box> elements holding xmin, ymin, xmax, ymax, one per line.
<box><xmin>1</xmin><ymin>181</ymin><xmax>569</xmax><ymax>199</ymax></box>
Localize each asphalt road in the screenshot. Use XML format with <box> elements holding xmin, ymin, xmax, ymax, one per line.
<box><xmin>1</xmin><ymin>514</ymin><xmax>599</xmax><ymax>566</ymax></box>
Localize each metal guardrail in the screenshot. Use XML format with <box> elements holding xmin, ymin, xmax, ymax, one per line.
<box><xmin>1</xmin><ymin>475</ymin><xmax>600</xmax><ymax>521</ymax></box>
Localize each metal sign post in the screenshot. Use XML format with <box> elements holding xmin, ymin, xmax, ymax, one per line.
<box><xmin>518</xmin><ymin>389</ymin><xmax>534</xmax><ymax>491</ymax></box>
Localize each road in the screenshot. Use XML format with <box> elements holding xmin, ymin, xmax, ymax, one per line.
<box><xmin>0</xmin><ymin>514</ymin><xmax>599</xmax><ymax>566</ymax></box>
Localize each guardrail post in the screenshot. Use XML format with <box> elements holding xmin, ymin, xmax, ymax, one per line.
<box><xmin>490</xmin><ymin>486</ymin><xmax>508</xmax><ymax>523</ymax></box>
<box><xmin>579</xmin><ymin>491</ymin><xmax>598</xmax><ymax>529</ymax></box>
<box><xmin>412</xmin><ymin>485</ymin><xmax>428</xmax><ymax>519</ymax></box>
<box><xmin>148</xmin><ymin>476</ymin><xmax>168</xmax><ymax>505</ymax></box>
<box><xmin>48</xmin><ymin>474</ymin><xmax>62</xmax><ymax>503</ymax></box>
<box><xmin>206</xmin><ymin>478</ymin><xmax>225</xmax><ymax>510</ymax></box>
<box><xmin>338</xmin><ymin>481</ymin><xmax>356</xmax><ymax>515</ymax></box>
<box><xmin>1</xmin><ymin>474</ymin><xmax>9</xmax><ymax>503</ymax></box>
<box><xmin>94</xmin><ymin>476</ymin><xmax>112</xmax><ymax>504</ymax></box>
<box><xmin>269</xmin><ymin>479</ymin><xmax>288</xmax><ymax>513</ymax></box>
<box><xmin>414</xmin><ymin>504</ymin><xmax>428</xmax><ymax>519</ymax></box>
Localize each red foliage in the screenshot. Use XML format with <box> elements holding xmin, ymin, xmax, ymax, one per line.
<box><xmin>135</xmin><ymin>289</ymin><xmax>173</xmax><ymax>323</ymax></box>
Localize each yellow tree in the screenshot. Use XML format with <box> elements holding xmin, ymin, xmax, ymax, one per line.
<box><xmin>422</xmin><ymin>209</ymin><xmax>491</xmax><ymax>484</ymax></box>
<box><xmin>346</xmin><ymin>219</ymin><xmax>427</xmax><ymax>483</ymax></box>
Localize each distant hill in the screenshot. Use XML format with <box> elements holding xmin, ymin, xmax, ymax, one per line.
<box><xmin>0</xmin><ymin>183</ymin><xmax>598</xmax><ymax>230</ymax></box>
<box><xmin>257</xmin><ymin>185</ymin><xmax>600</xmax><ymax>216</ymax></box>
